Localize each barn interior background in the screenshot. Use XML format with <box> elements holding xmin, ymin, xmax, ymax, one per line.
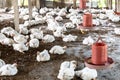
<box><xmin>0</xmin><ymin>0</ymin><xmax>120</xmax><ymax>80</ymax></box>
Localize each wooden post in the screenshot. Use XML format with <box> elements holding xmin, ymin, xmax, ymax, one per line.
<box><xmin>5</xmin><ymin>0</ymin><xmax>12</xmax><ymax>8</ymax></box>
<box><xmin>28</xmin><ymin>0</ymin><xmax>32</xmax><ymax>20</ymax></box>
<box><xmin>73</xmin><ymin>0</ymin><xmax>77</xmax><ymax>9</ymax></box>
<box><xmin>61</xmin><ymin>0</ymin><xmax>65</xmax><ymax>8</ymax></box>
<box><xmin>13</xmin><ymin>0</ymin><xmax>19</xmax><ymax>31</ymax></box>
<box><xmin>40</xmin><ymin>0</ymin><xmax>45</xmax><ymax>8</ymax></box>
<box><xmin>116</xmin><ymin>0</ymin><xmax>120</xmax><ymax>12</ymax></box>
<box><xmin>106</xmin><ymin>0</ymin><xmax>112</xmax><ymax>9</ymax></box>
<box><xmin>0</xmin><ymin>0</ymin><xmax>6</xmax><ymax>8</ymax></box>
<box><xmin>36</xmin><ymin>0</ymin><xmax>40</xmax><ymax>9</ymax></box>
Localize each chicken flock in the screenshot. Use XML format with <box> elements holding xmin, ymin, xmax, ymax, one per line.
<box><xmin>0</xmin><ymin>6</ymin><xmax>120</xmax><ymax>79</ymax></box>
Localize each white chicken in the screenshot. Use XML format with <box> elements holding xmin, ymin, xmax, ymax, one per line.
<box><xmin>49</xmin><ymin>45</ymin><xmax>66</xmax><ymax>55</ymax></box>
<box><xmin>71</xmin><ymin>18</ymin><xmax>82</xmax><ymax>25</ymax></box>
<box><xmin>32</xmin><ymin>6</ymin><xmax>38</xmax><ymax>12</ymax></box>
<box><xmin>19</xmin><ymin>24</ymin><xmax>29</xmax><ymax>35</ymax></box>
<box><xmin>44</xmin><ymin>15</ymin><xmax>54</xmax><ymax>21</ymax></box>
<box><xmin>114</xmin><ymin>28</ymin><xmax>120</xmax><ymax>35</ymax></box>
<box><xmin>70</xmin><ymin>15</ymin><xmax>77</xmax><ymax>21</ymax></box>
<box><xmin>53</xmin><ymin>26</ymin><xmax>66</xmax><ymax>38</ymax></box>
<box><xmin>24</xmin><ymin>21</ymin><xmax>30</xmax><ymax>27</ymax></box>
<box><xmin>12</xmin><ymin>43</ymin><xmax>29</xmax><ymax>53</ymax></box>
<box><xmin>57</xmin><ymin>8</ymin><xmax>67</xmax><ymax>16</ymax></box>
<box><xmin>30</xmin><ymin>32</ymin><xmax>43</xmax><ymax>40</ymax></box>
<box><xmin>93</xmin><ymin>19</ymin><xmax>100</xmax><ymax>26</ymax></box>
<box><xmin>60</xmin><ymin>61</ymin><xmax>70</xmax><ymax>70</ymax></box>
<box><xmin>0</xmin><ymin>59</ymin><xmax>5</xmax><ymax>68</ymax></box>
<box><xmin>83</xmin><ymin>36</ymin><xmax>94</xmax><ymax>45</ymax></box>
<box><xmin>19</xmin><ymin>8</ymin><xmax>29</xmax><ymax>16</ymax></box>
<box><xmin>34</xmin><ymin>15</ymin><xmax>42</xmax><ymax>20</ymax></box>
<box><xmin>29</xmin><ymin>38</ymin><xmax>39</xmax><ymax>48</ymax></box>
<box><xmin>92</xmin><ymin>14</ymin><xmax>98</xmax><ymax>19</ymax></box>
<box><xmin>46</xmin><ymin>11</ymin><xmax>57</xmax><ymax>16</ymax></box>
<box><xmin>0</xmin><ymin>63</ymin><xmax>18</xmax><ymax>76</ymax></box>
<box><xmin>2</xmin><ymin>38</ymin><xmax>14</xmax><ymax>46</ymax></box>
<box><xmin>30</xmin><ymin>28</ymin><xmax>44</xmax><ymax>40</ymax></box>
<box><xmin>1</xmin><ymin>27</ymin><xmax>19</xmax><ymax>37</ymax></box>
<box><xmin>111</xmin><ymin>16</ymin><xmax>120</xmax><ymax>23</ymax></box>
<box><xmin>47</xmin><ymin>21</ymin><xmax>59</xmax><ymax>31</ymax></box>
<box><xmin>30</xmin><ymin>28</ymin><xmax>42</xmax><ymax>34</ymax></box>
<box><xmin>60</xmin><ymin>60</ymin><xmax>77</xmax><ymax>70</ymax></box>
<box><xmin>39</xmin><ymin>7</ymin><xmax>48</xmax><ymax>14</ymax></box>
<box><xmin>36</xmin><ymin>49</ymin><xmax>50</xmax><ymax>62</ymax></box>
<box><xmin>64</xmin><ymin>22</ymin><xmax>75</xmax><ymax>29</ymax></box>
<box><xmin>55</xmin><ymin>16</ymin><xmax>63</xmax><ymax>21</ymax></box>
<box><xmin>0</xmin><ymin>33</ymin><xmax>6</xmax><ymax>42</ymax></box>
<box><xmin>63</xmin><ymin>34</ymin><xmax>78</xmax><ymax>42</ymax></box>
<box><xmin>13</xmin><ymin>34</ymin><xmax>29</xmax><ymax>44</ymax></box>
<box><xmin>32</xmin><ymin>11</ymin><xmax>39</xmax><ymax>18</ymax></box>
<box><xmin>53</xmin><ymin>30</ymin><xmax>64</xmax><ymax>38</ymax></box>
<box><xmin>70</xmin><ymin>60</ymin><xmax>77</xmax><ymax>70</ymax></box>
<box><xmin>75</xmin><ymin>67</ymin><xmax>97</xmax><ymax>80</ymax></box>
<box><xmin>42</xmin><ymin>35</ymin><xmax>55</xmax><ymax>43</ymax></box>
<box><xmin>99</xmin><ymin>14</ymin><xmax>107</xmax><ymax>20</ymax></box>
<box><xmin>57</xmin><ymin>60</ymin><xmax>77</xmax><ymax>80</ymax></box>
<box><xmin>57</xmin><ymin>68</ymin><xmax>75</xmax><ymax>80</ymax></box>
<box><xmin>23</xmin><ymin>15</ymin><xmax>29</xmax><ymax>20</ymax></box>
<box><xmin>56</xmin><ymin>26</ymin><xmax>67</xmax><ymax>32</ymax></box>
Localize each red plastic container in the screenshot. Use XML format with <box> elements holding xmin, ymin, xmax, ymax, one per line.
<box><xmin>79</xmin><ymin>0</ymin><xmax>86</xmax><ymax>9</ymax></box>
<box><xmin>83</xmin><ymin>12</ymin><xmax>93</xmax><ymax>27</ymax></box>
<box><xmin>92</xmin><ymin>37</ymin><xmax>108</xmax><ymax>65</ymax></box>
<box><xmin>114</xmin><ymin>11</ymin><xmax>120</xmax><ymax>15</ymax></box>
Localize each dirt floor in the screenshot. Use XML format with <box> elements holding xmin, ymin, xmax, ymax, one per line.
<box><xmin>0</xmin><ymin>17</ymin><xmax>120</xmax><ymax>80</ymax></box>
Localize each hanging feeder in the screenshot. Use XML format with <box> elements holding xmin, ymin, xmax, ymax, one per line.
<box><xmin>92</xmin><ymin>37</ymin><xmax>107</xmax><ymax>65</ymax></box>
<box><xmin>79</xmin><ymin>0</ymin><xmax>86</xmax><ymax>9</ymax></box>
<box><xmin>84</xmin><ymin>37</ymin><xmax>114</xmax><ymax>69</ymax></box>
<box><xmin>77</xmin><ymin>12</ymin><xmax>96</xmax><ymax>30</ymax></box>
<box><xmin>83</xmin><ymin>12</ymin><xmax>93</xmax><ymax>27</ymax></box>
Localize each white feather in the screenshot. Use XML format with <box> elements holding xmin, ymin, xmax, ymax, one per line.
<box><xmin>36</xmin><ymin>49</ymin><xmax>50</xmax><ymax>62</ymax></box>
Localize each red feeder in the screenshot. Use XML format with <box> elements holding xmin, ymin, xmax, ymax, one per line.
<box><xmin>114</xmin><ymin>11</ymin><xmax>120</xmax><ymax>15</ymax></box>
<box><xmin>84</xmin><ymin>37</ymin><xmax>114</xmax><ymax>69</ymax></box>
<box><xmin>77</xmin><ymin>12</ymin><xmax>95</xmax><ymax>30</ymax></box>
<box><xmin>79</xmin><ymin>0</ymin><xmax>86</xmax><ymax>9</ymax></box>
<box><xmin>83</xmin><ymin>12</ymin><xmax>93</xmax><ymax>27</ymax></box>
<box><xmin>92</xmin><ymin>37</ymin><xmax>107</xmax><ymax>65</ymax></box>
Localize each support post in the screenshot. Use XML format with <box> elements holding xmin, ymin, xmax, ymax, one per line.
<box><xmin>36</xmin><ymin>0</ymin><xmax>40</xmax><ymax>9</ymax></box>
<box><xmin>106</xmin><ymin>0</ymin><xmax>112</xmax><ymax>9</ymax></box>
<box><xmin>28</xmin><ymin>0</ymin><xmax>32</xmax><ymax>20</ymax></box>
<box><xmin>115</xmin><ymin>0</ymin><xmax>120</xmax><ymax>12</ymax></box>
<box><xmin>13</xmin><ymin>0</ymin><xmax>19</xmax><ymax>31</ymax></box>
<box><xmin>73</xmin><ymin>0</ymin><xmax>77</xmax><ymax>9</ymax></box>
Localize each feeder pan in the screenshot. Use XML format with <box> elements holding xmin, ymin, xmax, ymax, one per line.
<box><xmin>77</xmin><ymin>23</ymin><xmax>96</xmax><ymax>30</ymax></box>
<box><xmin>84</xmin><ymin>57</ymin><xmax>114</xmax><ymax>69</ymax></box>
<box><xmin>114</xmin><ymin>11</ymin><xmax>120</xmax><ymax>15</ymax></box>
